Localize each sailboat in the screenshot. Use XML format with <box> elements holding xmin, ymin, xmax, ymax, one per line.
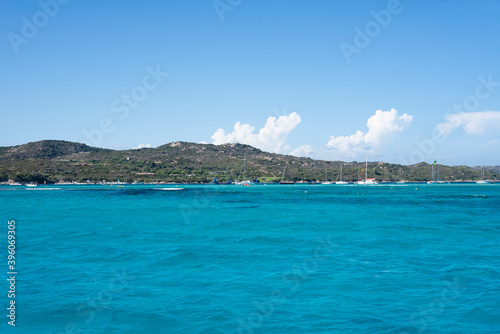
<box><xmin>427</xmin><ymin>161</ymin><xmax>437</xmax><ymax>184</ymax></box>
<box><xmin>279</xmin><ymin>162</ymin><xmax>294</xmax><ymax>184</ymax></box>
<box><xmin>436</xmin><ymin>165</ymin><xmax>447</xmax><ymax>183</ymax></box>
<box><xmin>235</xmin><ymin>152</ymin><xmax>256</xmax><ymax>185</ymax></box>
<box><xmin>476</xmin><ymin>166</ymin><xmax>491</xmax><ymax>184</ymax></box>
<box><xmin>356</xmin><ymin>157</ymin><xmax>378</xmax><ymax>185</ymax></box>
<box><xmin>336</xmin><ymin>164</ymin><xmax>349</xmax><ymax>185</ymax></box>
<box><xmin>396</xmin><ymin>168</ymin><xmax>407</xmax><ymax>184</ymax></box>
<box><xmin>428</xmin><ymin>161</ymin><xmax>446</xmax><ymax>184</ymax></box>
<box><xmin>321</xmin><ymin>167</ymin><xmax>333</xmax><ymax>185</ymax></box>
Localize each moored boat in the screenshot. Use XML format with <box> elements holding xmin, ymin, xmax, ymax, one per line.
<box><xmin>235</xmin><ymin>152</ymin><xmax>257</xmax><ymax>185</ymax></box>
<box><xmin>476</xmin><ymin>166</ymin><xmax>491</xmax><ymax>184</ymax></box>
<box><xmin>279</xmin><ymin>162</ymin><xmax>294</xmax><ymax>185</ymax></box>
<box><xmin>336</xmin><ymin>164</ymin><xmax>349</xmax><ymax>185</ymax></box>
<box><xmin>356</xmin><ymin>157</ymin><xmax>378</xmax><ymax>185</ymax></box>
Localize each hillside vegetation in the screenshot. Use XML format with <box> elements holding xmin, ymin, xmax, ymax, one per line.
<box><xmin>0</xmin><ymin>140</ymin><xmax>497</xmax><ymax>183</ymax></box>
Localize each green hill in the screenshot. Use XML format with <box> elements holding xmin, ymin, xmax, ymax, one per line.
<box><xmin>0</xmin><ymin>140</ymin><xmax>498</xmax><ymax>183</ymax></box>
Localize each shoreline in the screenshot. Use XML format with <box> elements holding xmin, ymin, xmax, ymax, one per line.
<box><xmin>0</xmin><ymin>181</ymin><xmax>496</xmax><ymax>186</ymax></box>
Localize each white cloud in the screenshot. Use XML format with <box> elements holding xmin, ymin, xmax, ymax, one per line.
<box><xmin>477</xmin><ymin>139</ymin><xmax>500</xmax><ymax>148</ymax></box>
<box><xmin>436</xmin><ymin>111</ymin><xmax>500</xmax><ymax>136</ymax></box>
<box><xmin>290</xmin><ymin>144</ymin><xmax>313</xmax><ymax>157</ymax></box>
<box><xmin>132</xmin><ymin>144</ymin><xmax>151</xmax><ymax>149</ymax></box>
<box><xmin>365</xmin><ymin>109</ymin><xmax>413</xmax><ymax>146</ymax></box>
<box><xmin>211</xmin><ymin>112</ymin><xmax>302</xmax><ymax>154</ymax></box>
<box><xmin>326</xmin><ymin>130</ymin><xmax>367</xmax><ymax>155</ymax></box>
<box><xmin>326</xmin><ymin>108</ymin><xmax>413</xmax><ymax>157</ymax></box>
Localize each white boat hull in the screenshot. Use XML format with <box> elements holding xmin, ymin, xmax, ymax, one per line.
<box><xmin>235</xmin><ymin>180</ymin><xmax>255</xmax><ymax>185</ymax></box>
<box><xmin>357</xmin><ymin>179</ymin><xmax>378</xmax><ymax>185</ymax></box>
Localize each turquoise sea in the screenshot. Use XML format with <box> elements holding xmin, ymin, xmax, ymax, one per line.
<box><xmin>1</xmin><ymin>184</ymin><xmax>499</xmax><ymax>333</ymax></box>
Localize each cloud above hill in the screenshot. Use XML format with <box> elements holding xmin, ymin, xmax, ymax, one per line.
<box><xmin>209</xmin><ymin>109</ymin><xmax>414</xmax><ymax>161</ymax></box>
<box><xmin>326</xmin><ymin>108</ymin><xmax>413</xmax><ymax>157</ymax></box>
<box><xmin>211</xmin><ymin>112</ymin><xmax>302</xmax><ymax>154</ymax></box>
<box><xmin>290</xmin><ymin>144</ymin><xmax>313</xmax><ymax>157</ymax></box>
<box><xmin>436</xmin><ymin>111</ymin><xmax>500</xmax><ymax>136</ymax></box>
<box><xmin>131</xmin><ymin>144</ymin><xmax>151</xmax><ymax>149</ymax></box>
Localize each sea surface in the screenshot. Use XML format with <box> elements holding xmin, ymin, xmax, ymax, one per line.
<box><xmin>1</xmin><ymin>183</ymin><xmax>499</xmax><ymax>333</ymax></box>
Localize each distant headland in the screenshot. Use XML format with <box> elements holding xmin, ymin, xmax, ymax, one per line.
<box><xmin>0</xmin><ymin>140</ymin><xmax>498</xmax><ymax>184</ymax></box>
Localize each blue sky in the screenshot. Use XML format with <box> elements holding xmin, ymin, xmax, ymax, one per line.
<box><xmin>1</xmin><ymin>0</ymin><xmax>499</xmax><ymax>165</ymax></box>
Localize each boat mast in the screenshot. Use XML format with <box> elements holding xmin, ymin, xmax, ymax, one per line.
<box><xmin>281</xmin><ymin>163</ymin><xmax>287</xmax><ymax>183</ymax></box>
<box><xmin>242</xmin><ymin>152</ymin><xmax>246</xmax><ymax>181</ymax></box>
<box><xmin>340</xmin><ymin>164</ymin><xmax>343</xmax><ymax>181</ymax></box>
<box><xmin>358</xmin><ymin>163</ymin><xmax>364</xmax><ymax>182</ymax></box>
<box><xmin>365</xmin><ymin>156</ymin><xmax>368</xmax><ymax>181</ymax></box>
